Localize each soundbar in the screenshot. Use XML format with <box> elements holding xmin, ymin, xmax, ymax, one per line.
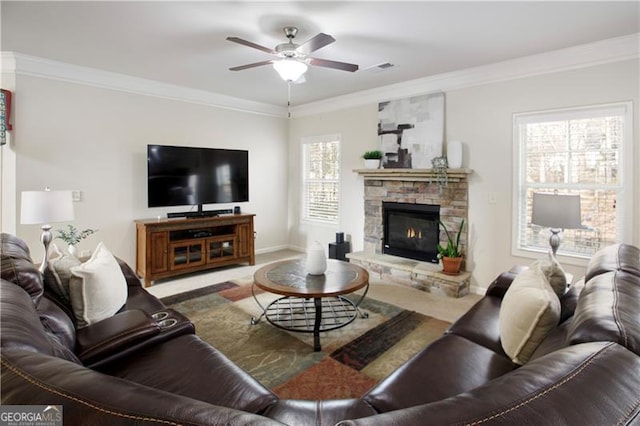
<box><xmin>167</xmin><ymin>209</ymin><xmax>233</xmax><ymax>219</ymax></box>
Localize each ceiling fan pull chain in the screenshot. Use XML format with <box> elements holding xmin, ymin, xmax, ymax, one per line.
<box><xmin>287</xmin><ymin>80</ymin><xmax>292</xmax><ymax>118</ymax></box>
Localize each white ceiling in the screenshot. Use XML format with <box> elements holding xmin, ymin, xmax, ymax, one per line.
<box><xmin>2</xmin><ymin>1</ymin><xmax>639</xmax><ymax>107</ymax></box>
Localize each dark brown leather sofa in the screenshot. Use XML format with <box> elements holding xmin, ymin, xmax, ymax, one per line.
<box><xmin>2</xmin><ymin>232</ymin><xmax>639</xmax><ymax>425</ymax></box>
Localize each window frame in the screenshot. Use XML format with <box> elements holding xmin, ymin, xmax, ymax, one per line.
<box><xmin>300</xmin><ymin>134</ymin><xmax>341</xmax><ymax>226</ymax></box>
<box><xmin>511</xmin><ymin>101</ymin><xmax>634</xmax><ymax>265</ymax></box>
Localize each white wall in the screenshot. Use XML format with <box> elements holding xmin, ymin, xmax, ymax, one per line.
<box><xmin>9</xmin><ymin>75</ymin><xmax>290</xmax><ymax>267</ymax></box>
<box><xmin>289</xmin><ymin>59</ymin><xmax>639</xmax><ymax>290</ymax></box>
<box><xmin>287</xmin><ymin>104</ymin><xmax>378</xmax><ymax>253</ymax></box>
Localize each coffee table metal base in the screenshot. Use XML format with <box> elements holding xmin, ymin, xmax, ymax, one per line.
<box><xmin>251</xmin><ymin>289</ymin><xmax>369</xmax><ymax>351</ymax></box>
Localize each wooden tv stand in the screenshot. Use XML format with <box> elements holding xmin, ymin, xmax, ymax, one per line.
<box><xmin>135</xmin><ymin>214</ymin><xmax>255</xmax><ymax>287</ymax></box>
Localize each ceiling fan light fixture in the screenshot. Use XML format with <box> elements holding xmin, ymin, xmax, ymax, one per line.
<box><xmin>273</xmin><ymin>59</ymin><xmax>308</xmax><ymax>81</ymax></box>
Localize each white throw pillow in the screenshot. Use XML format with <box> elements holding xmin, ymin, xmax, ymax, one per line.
<box><xmin>499</xmin><ymin>263</ymin><xmax>561</xmax><ymax>365</ymax></box>
<box><xmin>69</xmin><ymin>242</ymin><xmax>127</xmax><ymax>328</ymax></box>
<box><xmin>46</xmin><ymin>243</ymin><xmax>81</xmax><ymax>305</ymax></box>
<box><xmin>539</xmin><ymin>251</ymin><xmax>567</xmax><ymax>298</ymax></box>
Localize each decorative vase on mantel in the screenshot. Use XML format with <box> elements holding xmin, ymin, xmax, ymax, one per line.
<box><xmin>447</xmin><ymin>140</ymin><xmax>463</xmax><ymax>169</ymax></box>
<box><xmin>441</xmin><ymin>256</ymin><xmax>463</xmax><ymax>275</ymax></box>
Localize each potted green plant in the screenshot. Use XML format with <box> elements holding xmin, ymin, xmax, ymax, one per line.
<box><xmin>437</xmin><ymin>219</ymin><xmax>464</xmax><ymax>275</ymax></box>
<box><xmin>363</xmin><ymin>150</ymin><xmax>383</xmax><ymax>169</ymax></box>
<box><xmin>55</xmin><ymin>225</ymin><xmax>97</xmax><ymax>257</ymax></box>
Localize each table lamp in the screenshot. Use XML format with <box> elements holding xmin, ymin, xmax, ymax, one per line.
<box><xmin>20</xmin><ymin>188</ymin><xmax>74</xmax><ymax>273</ymax></box>
<box><xmin>531</xmin><ymin>192</ymin><xmax>582</xmax><ymax>256</ymax></box>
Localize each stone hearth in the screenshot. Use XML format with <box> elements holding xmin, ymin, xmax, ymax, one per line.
<box><xmin>350</xmin><ymin>168</ymin><xmax>472</xmax><ymax>298</ymax></box>
<box><xmin>348</xmin><ymin>252</ymin><xmax>471</xmax><ymax>298</ymax></box>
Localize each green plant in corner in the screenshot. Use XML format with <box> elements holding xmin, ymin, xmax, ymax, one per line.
<box><xmin>437</xmin><ymin>219</ymin><xmax>464</xmax><ymax>259</ymax></box>
<box><xmin>55</xmin><ymin>225</ymin><xmax>98</xmax><ymax>245</ymax></box>
<box><xmin>363</xmin><ymin>150</ymin><xmax>383</xmax><ymax>160</ymax></box>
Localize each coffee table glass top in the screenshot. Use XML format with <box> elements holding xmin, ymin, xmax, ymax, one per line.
<box><xmin>254</xmin><ymin>259</ymin><xmax>368</xmax><ymax>298</ymax></box>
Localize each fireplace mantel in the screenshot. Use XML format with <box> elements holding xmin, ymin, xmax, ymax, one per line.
<box><xmin>354</xmin><ymin>168</ymin><xmax>472</xmax><ymax>182</ymax></box>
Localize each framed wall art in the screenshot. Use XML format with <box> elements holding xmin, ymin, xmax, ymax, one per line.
<box><xmin>377</xmin><ymin>91</ymin><xmax>445</xmax><ymax>169</ymax></box>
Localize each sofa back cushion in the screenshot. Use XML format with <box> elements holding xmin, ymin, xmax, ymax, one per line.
<box><xmin>1</xmin><ymin>280</ymin><xmax>80</xmax><ymax>364</ymax></box>
<box><xmin>567</xmin><ymin>270</ymin><xmax>640</xmax><ymax>356</ymax></box>
<box><xmin>38</xmin><ymin>297</ymin><xmax>77</xmax><ymax>352</ymax></box>
<box><xmin>1</xmin><ymin>233</ymin><xmax>44</xmax><ymax>305</ymax></box>
<box><xmin>585</xmin><ymin>243</ymin><xmax>640</xmax><ymax>282</ymax></box>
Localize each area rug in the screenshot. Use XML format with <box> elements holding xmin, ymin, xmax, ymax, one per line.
<box><xmin>161</xmin><ymin>279</ymin><xmax>450</xmax><ymax>400</ymax></box>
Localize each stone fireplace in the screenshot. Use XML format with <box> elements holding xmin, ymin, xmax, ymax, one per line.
<box><xmin>349</xmin><ymin>168</ymin><xmax>472</xmax><ymax>298</ymax></box>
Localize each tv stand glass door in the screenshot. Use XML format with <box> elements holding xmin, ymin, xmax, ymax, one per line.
<box><xmin>207</xmin><ymin>235</ymin><xmax>237</xmax><ymax>263</ymax></box>
<box><xmin>169</xmin><ymin>241</ymin><xmax>206</xmax><ymax>270</ymax></box>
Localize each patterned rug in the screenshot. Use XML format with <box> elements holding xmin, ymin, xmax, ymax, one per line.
<box><xmin>161</xmin><ymin>278</ymin><xmax>450</xmax><ymax>400</ymax></box>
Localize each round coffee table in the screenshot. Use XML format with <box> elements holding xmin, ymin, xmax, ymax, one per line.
<box><xmin>251</xmin><ymin>259</ymin><xmax>369</xmax><ymax>351</ymax></box>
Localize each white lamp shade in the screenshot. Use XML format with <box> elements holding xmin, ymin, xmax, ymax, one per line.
<box><xmin>531</xmin><ymin>192</ymin><xmax>582</xmax><ymax>229</ymax></box>
<box><xmin>273</xmin><ymin>59</ymin><xmax>308</xmax><ymax>81</ymax></box>
<box><xmin>21</xmin><ymin>190</ymin><xmax>74</xmax><ymax>225</ymax></box>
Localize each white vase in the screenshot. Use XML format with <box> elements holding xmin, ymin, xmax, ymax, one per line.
<box><xmin>447</xmin><ymin>141</ymin><xmax>463</xmax><ymax>169</ymax></box>
<box><xmin>364</xmin><ymin>159</ymin><xmax>381</xmax><ymax>169</ymax></box>
<box><xmin>306</xmin><ymin>241</ymin><xmax>327</xmax><ymax>275</ymax></box>
<box><xmin>68</xmin><ymin>244</ymin><xmax>78</xmax><ymax>257</ymax></box>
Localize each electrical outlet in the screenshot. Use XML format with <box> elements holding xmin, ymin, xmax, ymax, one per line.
<box><xmin>72</xmin><ymin>190</ymin><xmax>83</xmax><ymax>202</ymax></box>
<box><xmin>80</xmin><ymin>250</ymin><xmax>92</xmax><ymax>258</ymax></box>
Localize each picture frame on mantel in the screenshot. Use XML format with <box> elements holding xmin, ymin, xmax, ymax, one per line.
<box><xmin>377</xmin><ymin>92</ymin><xmax>445</xmax><ymax>169</ymax></box>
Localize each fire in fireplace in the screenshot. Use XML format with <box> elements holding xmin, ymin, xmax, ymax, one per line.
<box><xmin>383</xmin><ymin>202</ymin><xmax>440</xmax><ymax>263</ymax></box>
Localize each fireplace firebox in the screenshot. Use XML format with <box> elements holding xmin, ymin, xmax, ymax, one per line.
<box><xmin>382</xmin><ymin>202</ymin><xmax>440</xmax><ymax>263</ymax></box>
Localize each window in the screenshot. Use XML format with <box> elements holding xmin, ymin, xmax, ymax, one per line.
<box><xmin>513</xmin><ymin>102</ymin><xmax>633</xmax><ymax>260</ymax></box>
<box><xmin>302</xmin><ymin>135</ymin><xmax>340</xmax><ymax>224</ymax></box>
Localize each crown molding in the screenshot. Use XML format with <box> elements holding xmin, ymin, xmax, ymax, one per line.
<box><xmin>2</xmin><ymin>32</ymin><xmax>638</xmax><ymax>119</ymax></box>
<box><xmin>291</xmin><ymin>33</ymin><xmax>640</xmax><ymax>117</ymax></box>
<box><xmin>1</xmin><ymin>52</ymin><xmax>288</xmax><ymax>118</ymax></box>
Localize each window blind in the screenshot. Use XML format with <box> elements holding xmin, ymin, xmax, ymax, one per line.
<box><xmin>302</xmin><ymin>136</ymin><xmax>340</xmax><ymax>224</ymax></box>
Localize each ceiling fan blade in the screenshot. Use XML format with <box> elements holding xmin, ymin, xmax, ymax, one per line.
<box><xmin>226</xmin><ymin>37</ymin><xmax>276</xmax><ymax>55</ymax></box>
<box><xmin>229</xmin><ymin>60</ymin><xmax>274</xmax><ymax>71</ymax></box>
<box><xmin>308</xmin><ymin>57</ymin><xmax>359</xmax><ymax>72</ymax></box>
<box><xmin>296</xmin><ymin>33</ymin><xmax>335</xmax><ymax>54</ymax></box>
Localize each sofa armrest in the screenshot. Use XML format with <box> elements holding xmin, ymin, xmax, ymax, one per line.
<box><xmin>338</xmin><ymin>342</ymin><xmax>640</xmax><ymax>426</ymax></box>
<box><xmin>1</xmin><ymin>350</ymin><xmax>285</xmax><ymax>425</ymax></box>
<box><xmin>85</xmin><ymin>309</ymin><xmax>195</xmax><ymax>370</ymax></box>
<box><xmin>484</xmin><ymin>265</ymin><xmax>527</xmax><ymax>298</ymax></box>
<box><xmin>76</xmin><ymin>309</ymin><xmax>160</xmax><ymax>365</ymax></box>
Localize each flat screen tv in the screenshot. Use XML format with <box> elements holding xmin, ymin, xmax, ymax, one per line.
<box><xmin>147</xmin><ymin>144</ymin><xmax>249</xmax><ymax>212</ymax></box>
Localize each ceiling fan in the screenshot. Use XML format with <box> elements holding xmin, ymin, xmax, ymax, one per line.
<box><xmin>227</xmin><ymin>27</ymin><xmax>359</xmax><ymax>81</ymax></box>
